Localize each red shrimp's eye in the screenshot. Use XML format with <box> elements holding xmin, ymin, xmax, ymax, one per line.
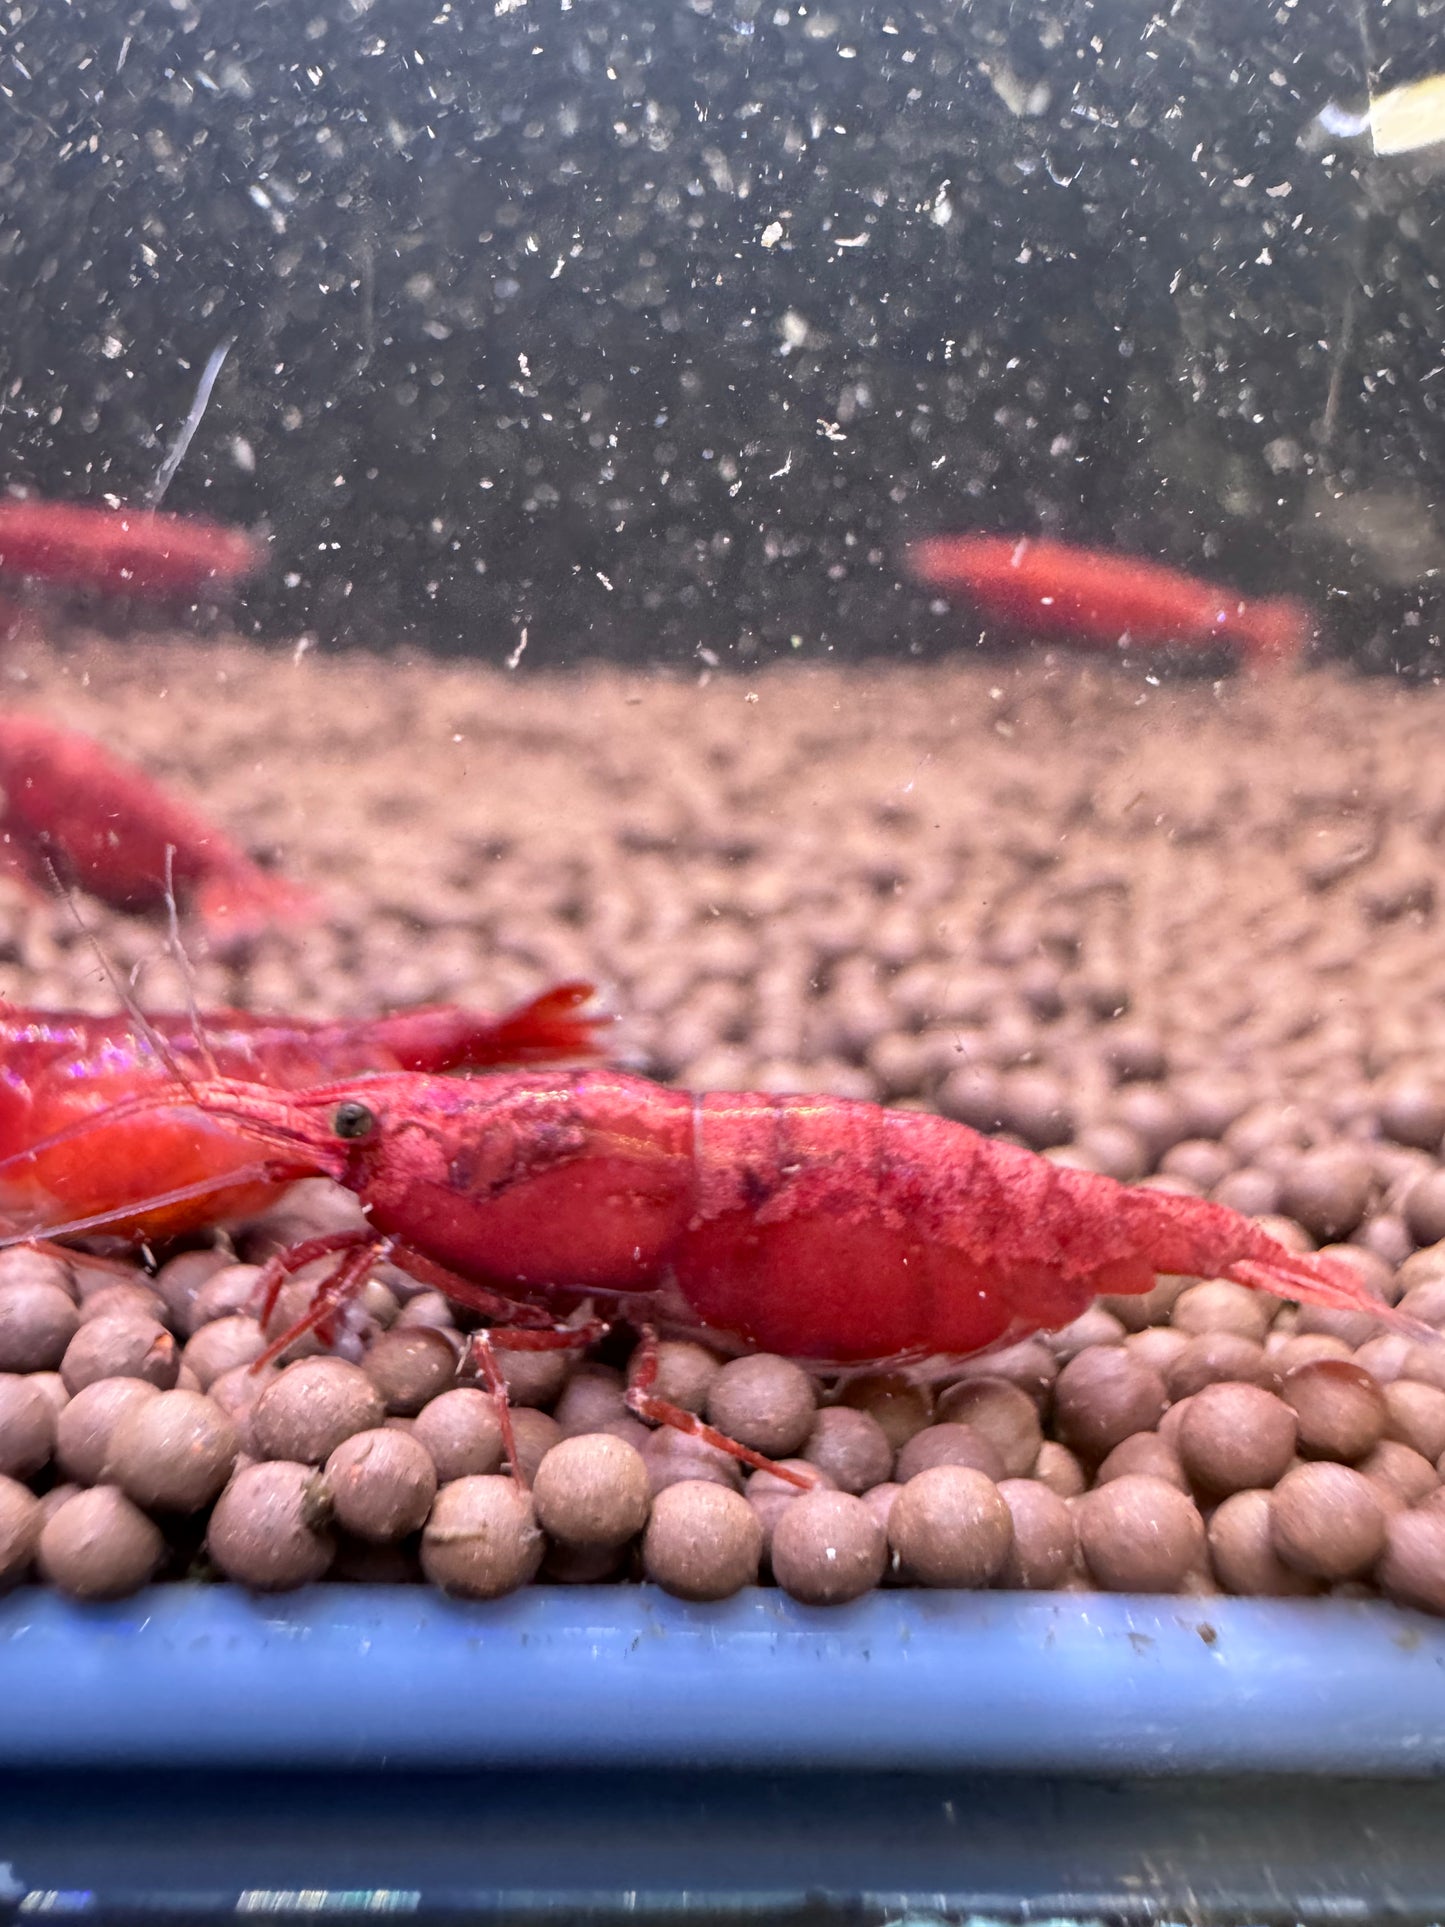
<box><xmin>332</xmin><ymin>1099</ymin><xmax>377</xmax><ymax>1142</ymax></box>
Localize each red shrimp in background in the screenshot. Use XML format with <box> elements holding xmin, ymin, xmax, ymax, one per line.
<box><xmin>0</xmin><ymin>984</ymin><xmax>604</xmax><ymax>1245</ymax></box>
<box><xmin>0</xmin><ymin>499</ymin><xmax>261</xmax><ymax>600</ymax></box>
<box><xmin>14</xmin><ymin>1066</ymin><xmax>1417</xmax><ymax>1483</ymax></box>
<box><xmin>0</xmin><ymin>711</ymin><xmax>316</xmax><ymax>949</ymax></box>
<box><xmin>0</xmin><ymin>499</ymin><xmax>293</xmax><ymax>946</ymax></box>
<box><xmin>906</xmin><ymin>533</ymin><xmax>1312</xmax><ymax>670</ymax></box>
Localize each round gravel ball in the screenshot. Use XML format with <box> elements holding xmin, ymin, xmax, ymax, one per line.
<box><xmin>533</xmin><ymin>1433</ymin><xmax>651</xmax><ymax>1549</ymax></box>
<box><xmin>1095</xmin><ymin>1432</ymin><xmax>1189</xmax><ymax>1493</ymax></box>
<box><xmin>769</xmin><ymin>1490</ymin><xmax>887</xmax><ymax>1605</ymax></box>
<box><xmin>421</xmin><ymin>1476</ymin><xmax>545</xmax><ymax>1598</ymax></box>
<box><xmin>0</xmin><ymin>1248</ymin><xmax>76</xmax><ymax>1303</ymax></box>
<box><xmin>182</xmin><ymin>1263</ymin><xmax>266</xmax><ymax>1336</ymax></box>
<box><xmin>250</xmin><ymin>1357</ymin><xmax>386</xmax><ymax>1464</ymax></box>
<box><xmin>642</xmin><ymin>1428</ymin><xmax>744</xmax><ymax>1496</ymax></box>
<box><xmin>61</xmin><ymin>1316</ymin><xmax>178</xmax><ymax>1395</ymax></box>
<box><xmin>1208</xmin><ymin>1489</ymin><xmax>1320</xmax><ymax>1598</ymax></box>
<box><xmin>208</xmin><ymin>1461</ymin><xmax>336</xmax><ymax>1590</ymax></box>
<box><xmin>1053</xmin><ymin>1348</ymin><xmax>1168</xmax><ymax>1462</ymax></box>
<box><xmin>152</xmin><ymin>1248</ymin><xmax>233</xmax><ymax>1327</ymax></box>
<box><xmin>106</xmin><ymin>1389</ymin><xmax>240</xmax><ymax>1513</ymax></box>
<box><xmin>642</xmin><ymin>1480</ymin><xmax>763</xmax><ymax>1600</ymax></box>
<box><xmin>1047</xmin><ymin>1308</ymin><xmax>1127</xmax><ymax>1363</ymax></box>
<box><xmin>1269</xmin><ymin>1334</ymin><xmax>1353</xmax><ymax>1372</ymax></box>
<box><xmin>887</xmin><ymin>1465</ymin><xmax>1013</xmax><ymax>1588</ymax></box>
<box><xmin>1077</xmin><ymin>1475</ymin><xmax>1207</xmax><ymax>1593</ymax></box>
<box><xmin>1176</xmin><ymin>1383</ymin><xmax>1298</xmax><ymax>1496</ymax></box>
<box><xmin>80</xmin><ymin>1282</ymin><xmax>169</xmax><ymax>1330</ymax></box>
<box><xmin>1167</xmin><ymin>1333</ymin><xmax>1279</xmax><ymax>1400</ymax></box>
<box><xmin>895</xmin><ymin>1420</ymin><xmax>1006</xmax><ymax>1485</ymax></box>
<box><xmin>1356</xmin><ymin>1334</ymin><xmax>1435</xmax><ymax>1389</ymax></box>
<box><xmin>836</xmin><ymin>1374</ymin><xmax>933</xmax><ymax>1450</ymax></box>
<box><xmin>1382</xmin><ymin>1381</ymin><xmax>1445</xmax><ymax>1465</ymax></box>
<box><xmin>861</xmin><ymin>1482</ymin><xmax>902</xmax><ymax>1542</ymax></box>
<box><xmin>206</xmin><ymin>1361</ymin><xmax>280</xmax><ymax>1453</ymax></box>
<box><xmin>0</xmin><ymin>1273</ymin><xmax>80</xmax><ymax>1372</ymax></box>
<box><xmin>27</xmin><ymin>1371</ymin><xmax>68</xmax><ymax>1416</ymax></box>
<box><xmin>552</xmin><ymin>1366</ymin><xmax>629</xmax><ymax>1438</ymax></box>
<box><xmin>1358</xmin><ymin>1439</ymin><xmax>1439</xmax><ymax>1509</ymax></box>
<box><xmin>394</xmin><ymin>1289</ymin><xmax>459</xmax><ymax>1335</ymax></box>
<box><xmin>1406</xmin><ymin>1171</ymin><xmax>1445</xmax><ymax>1249</ymax></box>
<box><xmin>1125</xmin><ymin>1327</ymin><xmax>1190</xmax><ymax>1379</ymax></box>
<box><xmin>494</xmin><ymin>1346</ymin><xmax>571</xmax><ymax>1408</ymax></box>
<box><xmin>1281</xmin><ymin>1359</ymin><xmax>1387</xmax><ymax>1462</ymax></box>
<box><xmin>802</xmin><ymin>1406</ymin><xmax>894</xmax><ymax>1494</ymax></box>
<box><xmin>705</xmin><ymin>1355</ymin><xmax>818</xmax><ymax>1458</ymax></box>
<box><xmin>746</xmin><ymin>1460</ymin><xmax>834</xmax><ymax>1554</ymax></box>
<box><xmin>1377</xmin><ymin>1508</ymin><xmax>1445</xmax><ymax>1614</ymax></box>
<box><xmin>646</xmin><ymin>1340</ymin><xmax>723</xmax><ymax>1416</ymax></box>
<box><xmin>411</xmin><ymin>1388</ymin><xmax>505</xmax><ymax>1482</ymax></box>
<box><xmin>0</xmin><ymin>1474</ymin><xmax>40</xmax><ymax>1589</ymax></box>
<box><xmin>1033</xmin><ymin>1441</ymin><xmax>1087</xmax><ymax>1498</ymax></box>
<box><xmin>324</xmin><ymin>1428</ymin><xmax>438</xmax><ymax>1542</ymax></box>
<box><xmin>507</xmin><ymin>1409</ymin><xmax>562</xmax><ymax>1485</ymax></box>
<box><xmin>949</xmin><ymin>1337</ymin><xmax>1058</xmax><ymax>1409</ymax></box>
<box><xmin>181</xmin><ymin>1315</ymin><xmax>268</xmax><ymax>1389</ymax></box>
<box><xmin>1379</xmin><ymin>1082</ymin><xmax>1445</xmax><ymax>1153</ymax></box>
<box><xmin>0</xmin><ymin>1373</ymin><xmax>55</xmax><ymax>1479</ymax></box>
<box><xmin>1277</xmin><ymin>1149</ymin><xmax>1374</xmax><ymax>1243</ymax></box>
<box><xmin>38</xmin><ymin>1486</ymin><xmax>165</xmax><ymax>1600</ymax></box>
<box><xmin>995</xmin><ymin>1479</ymin><xmax>1077</xmax><ymax>1590</ymax></box>
<box><xmin>1171</xmin><ymin>1279</ymin><xmax>1274</xmax><ymax>1342</ymax></box>
<box><xmin>1158</xmin><ymin>1396</ymin><xmax>1194</xmax><ymax>1447</ymax></box>
<box><xmin>934</xmin><ymin>1377</ymin><xmax>1042</xmax><ymax>1478</ymax></box>
<box><xmin>55</xmin><ymin>1377</ymin><xmax>161</xmax><ymax>1485</ymax></box>
<box><xmin>362</xmin><ymin>1326</ymin><xmax>459</xmax><ymax>1416</ymax></box>
<box><xmin>1270</xmin><ymin>1462</ymin><xmax>1387</xmax><ymax>1579</ymax></box>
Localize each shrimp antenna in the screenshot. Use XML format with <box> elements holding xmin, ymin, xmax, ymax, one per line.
<box><xmin>161</xmin><ymin>842</ymin><xmax>221</xmax><ymax>1080</ymax></box>
<box><xmin>148</xmin><ymin>335</ymin><xmax>235</xmax><ymax>510</ymax></box>
<box><xmin>1354</xmin><ymin>0</ymin><xmax>1377</xmax><ymax>98</ymax></box>
<box><xmin>43</xmin><ymin>860</ymin><xmax>201</xmax><ymax>1104</ymax></box>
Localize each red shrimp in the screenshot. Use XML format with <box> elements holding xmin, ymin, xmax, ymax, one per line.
<box><xmin>907</xmin><ymin>533</ymin><xmax>1311</xmax><ymax>670</ymax></box>
<box><xmin>0</xmin><ymin>499</ymin><xmax>261</xmax><ymax>600</ymax></box>
<box><xmin>0</xmin><ymin>711</ymin><xmax>315</xmax><ymax>947</ymax></box>
<box><xmin>0</xmin><ymin>984</ymin><xmax>602</xmax><ymax>1245</ymax></box>
<box><xmin>14</xmin><ymin>1067</ymin><xmax>1417</xmax><ymax>1481</ymax></box>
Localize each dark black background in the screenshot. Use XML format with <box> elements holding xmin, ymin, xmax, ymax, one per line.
<box><xmin>0</xmin><ymin>0</ymin><xmax>1441</xmax><ymax>667</ymax></box>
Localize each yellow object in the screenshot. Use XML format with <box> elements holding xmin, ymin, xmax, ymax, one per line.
<box><xmin>1370</xmin><ymin>72</ymin><xmax>1445</xmax><ymax>157</ymax></box>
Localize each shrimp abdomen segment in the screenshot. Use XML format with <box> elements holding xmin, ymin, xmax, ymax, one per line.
<box><xmin>675</xmin><ymin>1097</ymin><xmax>1130</xmax><ymax>1360</ymax></box>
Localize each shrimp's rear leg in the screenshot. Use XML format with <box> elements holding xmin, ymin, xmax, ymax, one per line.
<box><xmin>468</xmin><ymin>1322</ymin><xmax>609</xmax><ymax>1490</ymax></box>
<box><xmin>626</xmin><ymin>1325</ymin><xmax>815</xmax><ymax>1490</ymax></box>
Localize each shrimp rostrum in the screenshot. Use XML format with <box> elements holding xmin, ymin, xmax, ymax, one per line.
<box><xmin>9</xmin><ymin>1065</ymin><xmax>1418</xmax><ymax>1482</ymax></box>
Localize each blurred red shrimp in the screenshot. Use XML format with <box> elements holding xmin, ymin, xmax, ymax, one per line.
<box><xmin>0</xmin><ymin>983</ymin><xmax>604</xmax><ymax>1245</ymax></box>
<box><xmin>0</xmin><ymin>711</ymin><xmax>315</xmax><ymax>948</ymax></box>
<box><xmin>0</xmin><ymin>498</ymin><xmax>261</xmax><ymax>601</ymax></box>
<box><xmin>907</xmin><ymin>533</ymin><xmax>1311</xmax><ymax>670</ymax></box>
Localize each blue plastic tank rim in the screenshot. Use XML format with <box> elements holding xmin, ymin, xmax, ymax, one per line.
<box><xmin>0</xmin><ymin>1586</ymin><xmax>1442</xmax><ymax>1773</ymax></box>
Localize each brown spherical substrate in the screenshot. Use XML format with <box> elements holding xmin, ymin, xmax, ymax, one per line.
<box><xmin>9</xmin><ymin>648</ymin><xmax>1445</xmax><ymax>1616</ymax></box>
